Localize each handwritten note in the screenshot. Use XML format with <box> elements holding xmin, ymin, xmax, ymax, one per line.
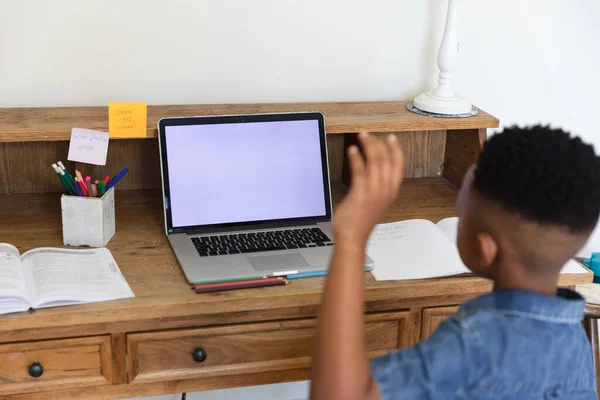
<box><xmin>367</xmin><ymin>219</ymin><xmax>469</xmax><ymax>281</ymax></box>
<box><xmin>108</xmin><ymin>102</ymin><xmax>147</xmax><ymax>138</ymax></box>
<box><xmin>67</xmin><ymin>128</ymin><xmax>110</xmax><ymax>166</ymax></box>
<box><xmin>368</xmin><ymin>223</ymin><xmax>406</xmax><ymax>246</ymax></box>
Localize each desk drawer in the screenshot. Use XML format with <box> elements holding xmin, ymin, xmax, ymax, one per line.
<box><xmin>128</xmin><ymin>311</ymin><xmax>412</xmax><ymax>383</ymax></box>
<box><xmin>421</xmin><ymin>306</ymin><xmax>459</xmax><ymax>339</ymax></box>
<box><xmin>0</xmin><ymin>335</ymin><xmax>113</xmax><ymax>396</ymax></box>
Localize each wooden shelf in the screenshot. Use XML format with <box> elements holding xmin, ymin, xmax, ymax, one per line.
<box><xmin>0</xmin><ymin>101</ymin><xmax>499</xmax><ymax>142</ymax></box>
<box><xmin>0</xmin><ymin>178</ymin><xmax>589</xmax><ymax>342</ymax></box>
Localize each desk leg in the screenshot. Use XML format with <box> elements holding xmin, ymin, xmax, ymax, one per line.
<box><xmin>584</xmin><ymin>316</ymin><xmax>600</xmax><ymax>394</ymax></box>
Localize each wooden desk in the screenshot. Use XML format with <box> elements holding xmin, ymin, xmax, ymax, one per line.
<box><xmin>0</xmin><ymin>101</ymin><xmax>591</xmax><ymax>399</ymax></box>
<box><xmin>0</xmin><ymin>182</ymin><xmax>591</xmax><ymax>399</ymax></box>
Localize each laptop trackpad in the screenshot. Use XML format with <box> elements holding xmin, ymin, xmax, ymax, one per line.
<box><xmin>247</xmin><ymin>253</ymin><xmax>308</xmax><ymax>272</ymax></box>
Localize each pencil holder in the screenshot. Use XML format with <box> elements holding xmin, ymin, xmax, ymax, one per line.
<box><xmin>61</xmin><ymin>188</ymin><xmax>116</xmax><ymax>247</ymax></box>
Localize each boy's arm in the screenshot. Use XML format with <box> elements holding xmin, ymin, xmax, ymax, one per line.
<box><xmin>310</xmin><ymin>132</ymin><xmax>404</xmax><ymax>400</ymax></box>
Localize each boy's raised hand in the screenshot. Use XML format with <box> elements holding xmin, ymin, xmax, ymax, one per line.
<box><xmin>312</xmin><ymin>132</ymin><xmax>403</xmax><ymax>400</ymax></box>
<box><xmin>333</xmin><ymin>132</ymin><xmax>405</xmax><ymax>246</ymax></box>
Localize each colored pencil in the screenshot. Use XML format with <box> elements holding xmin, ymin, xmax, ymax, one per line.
<box><xmin>91</xmin><ymin>183</ymin><xmax>98</xmax><ymax>197</ymax></box>
<box><xmin>104</xmin><ymin>176</ymin><xmax>111</xmax><ymax>186</ymax></box>
<box><xmin>56</xmin><ymin>161</ymin><xmax>77</xmax><ymax>192</ymax></box>
<box><xmin>105</xmin><ymin>167</ymin><xmax>129</xmax><ymax>191</ymax></box>
<box><xmin>192</xmin><ymin>277</ymin><xmax>277</xmax><ymax>290</ymax></box>
<box><xmin>52</xmin><ymin>163</ymin><xmax>78</xmax><ymax>195</ymax></box>
<box><xmin>286</xmin><ymin>267</ymin><xmax>372</xmax><ymax>280</ymax></box>
<box><xmin>75</xmin><ymin>177</ymin><xmax>88</xmax><ymax>197</ymax></box>
<box><xmin>80</xmin><ymin>177</ymin><xmax>89</xmax><ymax>196</ymax></box>
<box><xmin>287</xmin><ymin>271</ymin><xmax>328</xmax><ymax>280</ymax></box>
<box><xmin>57</xmin><ymin>161</ymin><xmax>75</xmax><ymax>185</ymax></box>
<box><xmin>193</xmin><ymin>278</ymin><xmax>287</xmax><ymax>293</ymax></box>
<box><xmin>52</xmin><ymin>165</ymin><xmax>72</xmax><ymax>194</ymax></box>
<box><xmin>193</xmin><ymin>279</ymin><xmax>288</xmax><ymax>293</ymax></box>
<box><xmin>73</xmin><ymin>179</ymin><xmax>84</xmax><ymax>196</ymax></box>
<box><xmin>64</xmin><ymin>174</ymin><xmax>78</xmax><ymax>195</ymax></box>
<box><xmin>99</xmin><ymin>180</ymin><xmax>106</xmax><ymax>196</ymax></box>
<box><xmin>85</xmin><ymin>176</ymin><xmax>92</xmax><ymax>197</ymax></box>
<box><xmin>59</xmin><ymin>169</ymin><xmax>78</xmax><ymax>195</ymax></box>
<box><xmin>192</xmin><ymin>275</ymin><xmax>266</xmax><ymax>286</ymax></box>
<box><xmin>194</xmin><ymin>279</ymin><xmax>288</xmax><ymax>293</ymax></box>
<box><xmin>75</xmin><ymin>170</ymin><xmax>88</xmax><ymax>192</ymax></box>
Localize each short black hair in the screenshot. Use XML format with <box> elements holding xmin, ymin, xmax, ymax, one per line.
<box><xmin>473</xmin><ymin>125</ymin><xmax>600</xmax><ymax>233</ymax></box>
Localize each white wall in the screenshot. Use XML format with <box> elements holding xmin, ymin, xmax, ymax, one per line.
<box><xmin>2</xmin><ymin>0</ymin><xmax>599</xmax><ymax>147</ymax></box>
<box><xmin>2</xmin><ymin>1</ymin><xmax>599</xmax><ymax>399</ymax></box>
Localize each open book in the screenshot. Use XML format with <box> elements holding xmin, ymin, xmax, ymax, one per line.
<box><xmin>368</xmin><ymin>217</ymin><xmax>589</xmax><ymax>281</ymax></box>
<box><xmin>0</xmin><ymin>244</ymin><xmax>134</xmax><ymax>315</ymax></box>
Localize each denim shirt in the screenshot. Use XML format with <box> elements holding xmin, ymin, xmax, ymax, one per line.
<box><xmin>371</xmin><ymin>289</ymin><xmax>597</xmax><ymax>399</ymax></box>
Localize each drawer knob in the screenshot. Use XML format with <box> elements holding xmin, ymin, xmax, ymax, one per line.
<box><xmin>192</xmin><ymin>348</ymin><xmax>207</xmax><ymax>363</ymax></box>
<box><xmin>28</xmin><ymin>362</ymin><xmax>44</xmax><ymax>378</ymax></box>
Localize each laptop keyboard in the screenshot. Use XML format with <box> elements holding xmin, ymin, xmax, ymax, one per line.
<box><xmin>191</xmin><ymin>227</ymin><xmax>333</xmax><ymax>257</ymax></box>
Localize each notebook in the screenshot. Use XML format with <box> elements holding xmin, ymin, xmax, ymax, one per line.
<box><xmin>368</xmin><ymin>217</ymin><xmax>589</xmax><ymax>281</ymax></box>
<box><xmin>577</xmin><ymin>284</ymin><xmax>600</xmax><ymax>305</ymax></box>
<box><xmin>0</xmin><ymin>244</ymin><xmax>134</xmax><ymax>315</ymax></box>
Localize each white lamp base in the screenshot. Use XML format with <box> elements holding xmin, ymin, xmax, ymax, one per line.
<box><xmin>413</xmin><ymin>91</ymin><xmax>472</xmax><ymax>115</ymax></box>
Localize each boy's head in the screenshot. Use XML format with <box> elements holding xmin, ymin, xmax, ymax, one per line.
<box><xmin>456</xmin><ymin>125</ymin><xmax>600</xmax><ymax>284</ymax></box>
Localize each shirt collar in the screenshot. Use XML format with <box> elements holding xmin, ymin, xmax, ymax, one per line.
<box><xmin>458</xmin><ymin>288</ymin><xmax>585</xmax><ymax>324</ymax></box>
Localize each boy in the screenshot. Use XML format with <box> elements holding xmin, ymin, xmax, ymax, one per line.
<box><xmin>310</xmin><ymin>126</ymin><xmax>600</xmax><ymax>400</ymax></box>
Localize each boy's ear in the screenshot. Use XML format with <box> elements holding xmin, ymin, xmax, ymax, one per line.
<box><xmin>476</xmin><ymin>232</ymin><xmax>498</xmax><ymax>267</ymax></box>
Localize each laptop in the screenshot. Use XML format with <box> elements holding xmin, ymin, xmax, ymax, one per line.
<box><xmin>158</xmin><ymin>112</ymin><xmax>373</xmax><ymax>284</ymax></box>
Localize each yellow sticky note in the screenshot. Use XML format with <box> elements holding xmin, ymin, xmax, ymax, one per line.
<box><xmin>108</xmin><ymin>102</ymin><xmax>147</xmax><ymax>138</ymax></box>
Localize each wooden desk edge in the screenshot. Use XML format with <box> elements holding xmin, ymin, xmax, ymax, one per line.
<box><xmin>0</xmin><ymin>271</ymin><xmax>590</xmax><ymax>343</ymax></box>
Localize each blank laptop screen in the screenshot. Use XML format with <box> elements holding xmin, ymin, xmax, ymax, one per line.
<box><xmin>164</xmin><ymin>119</ymin><xmax>327</xmax><ymax>228</ymax></box>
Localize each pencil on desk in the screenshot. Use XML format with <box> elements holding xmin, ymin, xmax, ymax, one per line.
<box><xmin>286</xmin><ymin>270</ymin><xmax>327</xmax><ymax>280</ymax></box>
<box><xmin>192</xmin><ymin>275</ymin><xmax>266</xmax><ymax>286</ymax></box>
<box><xmin>192</xmin><ymin>277</ymin><xmax>276</xmax><ymax>290</ymax></box>
<box><xmin>286</xmin><ymin>267</ymin><xmax>373</xmax><ymax>280</ymax></box>
<box><xmin>193</xmin><ymin>277</ymin><xmax>288</xmax><ymax>293</ymax></box>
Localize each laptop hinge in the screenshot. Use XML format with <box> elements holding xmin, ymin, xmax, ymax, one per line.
<box><xmin>175</xmin><ymin>220</ymin><xmax>326</xmax><ymax>236</ymax></box>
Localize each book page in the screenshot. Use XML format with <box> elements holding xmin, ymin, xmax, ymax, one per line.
<box><xmin>367</xmin><ymin>220</ymin><xmax>469</xmax><ymax>281</ymax></box>
<box><xmin>0</xmin><ymin>243</ymin><xmax>30</xmax><ymax>315</ymax></box>
<box><xmin>436</xmin><ymin>217</ymin><xmax>459</xmax><ymax>245</ymax></box>
<box><xmin>0</xmin><ymin>244</ymin><xmax>29</xmax><ymax>298</ymax></box>
<box><xmin>20</xmin><ymin>247</ymin><xmax>134</xmax><ymax>308</ymax></box>
<box><xmin>577</xmin><ymin>284</ymin><xmax>600</xmax><ymax>305</ymax></box>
